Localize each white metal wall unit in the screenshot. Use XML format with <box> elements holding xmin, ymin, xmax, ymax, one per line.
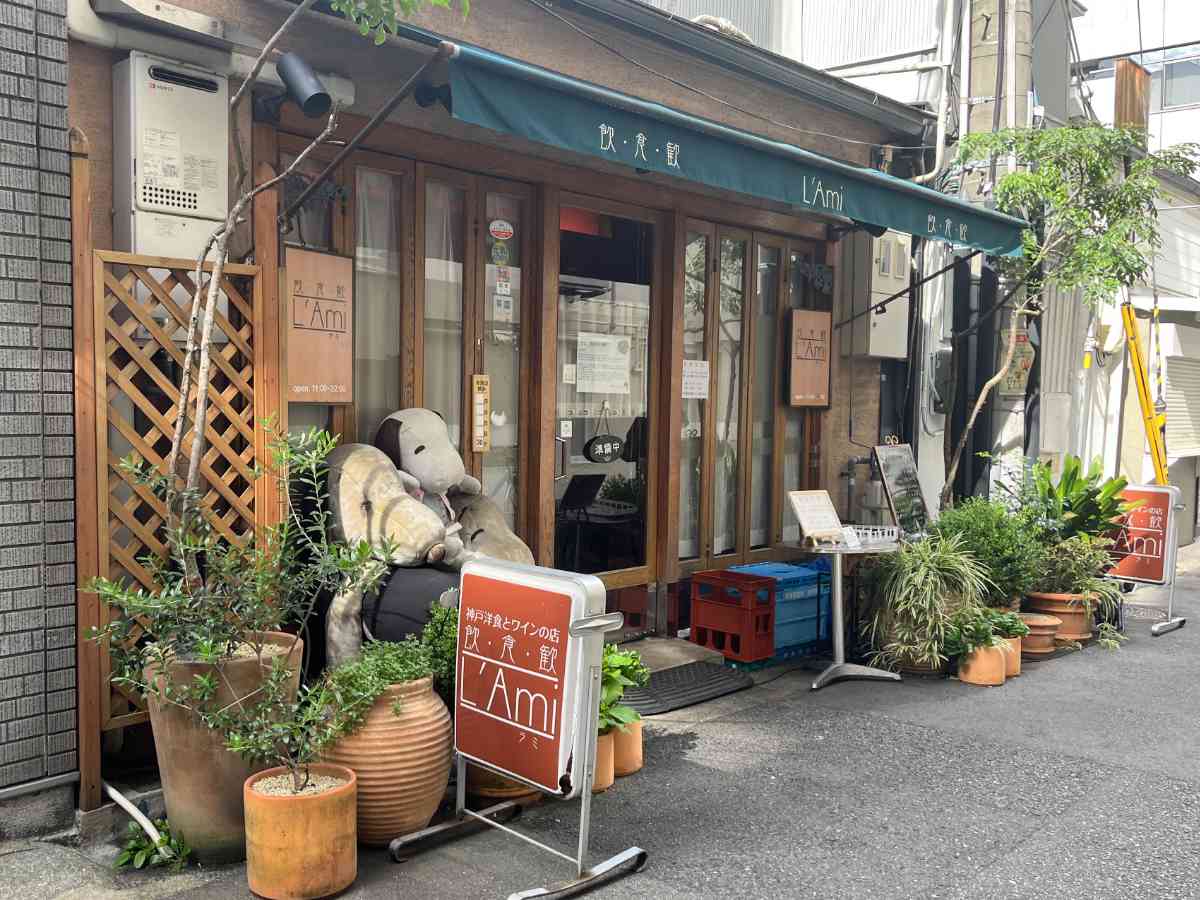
<box><xmin>784</xmin><ymin>0</ymin><xmax>940</xmax><ymax>70</ymax></box>
<box><xmin>638</xmin><ymin>0</ymin><xmax>778</xmax><ymax>48</ymax></box>
<box><xmin>847</xmin><ymin>231</ymin><xmax>911</xmax><ymax>359</ymax></box>
<box><xmin>1165</xmin><ymin>356</ymin><xmax>1200</xmax><ymax>456</ymax></box>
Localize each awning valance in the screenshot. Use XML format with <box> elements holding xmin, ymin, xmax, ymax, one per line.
<box><xmin>444</xmin><ymin>45</ymin><xmax>1025</xmax><ymax>256</ymax></box>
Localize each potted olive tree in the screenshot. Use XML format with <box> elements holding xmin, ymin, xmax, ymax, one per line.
<box><xmin>933</xmin><ymin>498</ymin><xmax>1045</xmax><ymax>609</ymax></box>
<box><xmin>91</xmin><ymin>430</ymin><xmax>390</xmax><ymax>866</ymax></box>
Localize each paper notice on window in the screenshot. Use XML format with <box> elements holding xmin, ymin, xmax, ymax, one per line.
<box><xmin>682</xmin><ymin>359</ymin><xmax>709</xmax><ymax>399</ymax></box>
<box><xmin>141</xmin><ymin>127</ymin><xmax>182</xmax><ymax>189</ymax></box>
<box><xmin>575</xmin><ymin>332</ymin><xmax>630</xmax><ymax>395</ymax></box>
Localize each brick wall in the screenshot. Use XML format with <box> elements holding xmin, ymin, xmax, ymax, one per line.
<box><xmin>0</xmin><ymin>0</ymin><xmax>76</xmax><ymax>791</ymax></box>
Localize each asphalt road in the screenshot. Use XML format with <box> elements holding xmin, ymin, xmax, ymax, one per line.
<box><xmin>4</xmin><ymin>546</ymin><xmax>1198</xmax><ymax>900</ymax></box>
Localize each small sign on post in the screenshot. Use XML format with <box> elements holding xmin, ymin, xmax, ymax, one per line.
<box><xmin>392</xmin><ymin>560</ymin><xmax>647</xmax><ymax>896</ymax></box>
<box><xmin>285</xmin><ymin>247</ymin><xmax>353</xmax><ymax>404</ymax></box>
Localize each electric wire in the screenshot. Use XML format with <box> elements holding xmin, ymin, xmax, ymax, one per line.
<box><xmin>517</xmin><ymin>0</ymin><xmax>939</xmax><ymax>153</ymax></box>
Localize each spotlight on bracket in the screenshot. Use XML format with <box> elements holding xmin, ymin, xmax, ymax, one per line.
<box><xmin>254</xmin><ymin>52</ymin><xmax>332</xmax><ymax>123</ymax></box>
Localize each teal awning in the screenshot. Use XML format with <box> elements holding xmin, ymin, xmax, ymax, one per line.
<box><xmin>444</xmin><ymin>45</ymin><xmax>1025</xmax><ymax>256</ymax></box>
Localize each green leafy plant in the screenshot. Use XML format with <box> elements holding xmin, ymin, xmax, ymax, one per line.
<box><xmin>933</xmin><ymin>498</ymin><xmax>1046</xmax><ymax>605</ymax></box>
<box><xmin>598</xmin><ymin>644</ymin><xmax>649</xmax><ymax>735</ymax></box>
<box><xmin>943</xmin><ymin>606</ymin><xmax>1006</xmax><ymax>658</ymax></box>
<box><xmin>420</xmin><ymin>603</ymin><xmax>459</xmax><ymax>709</ymax></box>
<box><xmin>329</xmin><ymin>0</ymin><xmax>469</xmax><ymax>44</ymax></box>
<box><xmin>1026</xmin><ymin>456</ymin><xmax>1137</xmax><ymax>542</ymax></box>
<box><xmin>1033</xmin><ymin>533</ymin><xmax>1122</xmax><ymax>624</ymax></box>
<box><xmin>864</xmin><ymin>533</ymin><xmax>993</xmax><ymax>670</ymax></box>
<box><xmin>90</xmin><ymin>428</ymin><xmax>395</xmax><ymax>793</ymax></box>
<box><xmin>1097</xmin><ymin>621</ymin><xmax>1128</xmax><ymax>651</ymax></box>
<box><xmin>598</xmin><ymin>472</ymin><xmax>646</xmax><ymax>509</ymax></box>
<box><xmin>942</xmin><ymin>125</ymin><xmax>1200</xmax><ymax>508</ymax></box>
<box><xmin>114</xmin><ymin>819</ymin><xmax>190</xmax><ymax>872</ymax></box>
<box><xmin>985</xmin><ymin>608</ymin><xmax>1031</xmax><ymax>639</ymax></box>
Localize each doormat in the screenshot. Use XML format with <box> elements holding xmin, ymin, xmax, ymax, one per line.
<box><xmin>623</xmin><ymin>661</ymin><xmax>753</xmax><ymax>716</ymax></box>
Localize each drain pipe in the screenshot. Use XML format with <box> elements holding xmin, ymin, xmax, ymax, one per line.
<box><xmin>913</xmin><ymin>0</ymin><xmax>960</xmax><ymax>184</ymax></box>
<box><xmin>840</xmin><ymin>455</ymin><xmax>873</xmax><ymax>520</ymax></box>
<box><xmin>103</xmin><ymin>781</ymin><xmax>175</xmax><ymax>864</ymax></box>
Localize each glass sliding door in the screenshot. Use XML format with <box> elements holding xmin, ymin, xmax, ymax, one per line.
<box><xmin>678</xmin><ymin>228</ymin><xmax>710</xmax><ymax>562</ymax></box>
<box><xmin>712</xmin><ymin>233</ymin><xmax>747</xmax><ymax>558</ymax></box>
<box><xmin>749</xmin><ymin>242</ymin><xmax>782</xmax><ymax>550</ymax></box>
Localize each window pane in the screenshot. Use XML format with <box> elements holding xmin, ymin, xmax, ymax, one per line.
<box><xmin>749</xmin><ymin>245</ymin><xmax>779</xmax><ymax>549</ymax></box>
<box><xmin>714</xmin><ymin>237</ymin><xmax>744</xmax><ymax>557</ymax></box>
<box><xmin>679</xmin><ymin>231</ymin><xmax>707</xmax><ymax>561</ymax></box>
<box><xmin>1165</xmin><ymin>58</ymin><xmax>1200</xmax><ymax>108</ymax></box>
<box><xmin>482</xmin><ymin>192</ymin><xmax>522</xmax><ymax>530</ymax></box>
<box><xmin>355</xmin><ymin>168</ymin><xmax>402</xmax><ymax>443</ymax></box>
<box><xmin>281</xmin><ymin>152</ymin><xmax>336</xmax><ymax>250</ymax></box>
<box><xmin>423</xmin><ymin>181</ymin><xmax>465</xmax><ymax>447</ymax></box>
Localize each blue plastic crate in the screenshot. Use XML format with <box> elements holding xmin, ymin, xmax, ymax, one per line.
<box><xmin>729</xmin><ymin>562</ymin><xmax>831</xmax><ymax>650</ymax></box>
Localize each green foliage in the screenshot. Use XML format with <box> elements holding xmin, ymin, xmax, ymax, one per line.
<box><xmin>957</xmin><ymin>125</ymin><xmax>1200</xmax><ymax>309</ymax></box>
<box><xmin>90</xmin><ymin>428</ymin><xmax>395</xmax><ymax>793</ymax></box>
<box><xmin>114</xmin><ymin>819</ymin><xmax>190</xmax><ymax>872</ymax></box>
<box><xmin>1026</xmin><ymin>455</ymin><xmax>1136</xmax><ymax>542</ymax></box>
<box><xmin>864</xmin><ymin>533</ymin><xmax>993</xmax><ymax>670</ymax></box>
<box><xmin>943</xmin><ymin>606</ymin><xmax>1006</xmax><ymax>658</ymax></box>
<box><xmin>328</xmin><ymin>0</ymin><xmax>469</xmax><ymax>45</ymax></box>
<box><xmin>1033</xmin><ymin>534</ymin><xmax>1122</xmax><ymax>626</ymax></box>
<box><xmin>420</xmin><ymin>603</ymin><xmax>459</xmax><ymax>709</ymax></box>
<box><xmin>598</xmin><ymin>644</ymin><xmax>649</xmax><ymax>735</ymax></box>
<box><xmin>1097</xmin><ymin>621</ymin><xmax>1128</xmax><ymax>651</ymax></box>
<box><xmin>933</xmin><ymin>498</ymin><xmax>1046</xmax><ymax>605</ymax></box>
<box><xmin>985</xmin><ymin>608</ymin><xmax>1030</xmax><ymax>639</ymax></box>
<box><xmin>599</xmin><ymin>472</ymin><xmax>646</xmax><ymax>508</ymax></box>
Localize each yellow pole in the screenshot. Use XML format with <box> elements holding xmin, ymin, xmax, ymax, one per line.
<box><xmin>1121</xmin><ymin>301</ymin><xmax>1169</xmax><ymax>486</ymax></box>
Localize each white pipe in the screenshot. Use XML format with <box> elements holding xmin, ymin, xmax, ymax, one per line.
<box><xmin>103</xmin><ymin>780</ymin><xmax>175</xmax><ymax>863</ymax></box>
<box><xmin>66</xmin><ymin>0</ymin><xmax>355</xmax><ymax>106</ymax></box>
<box><xmin>834</xmin><ymin>59</ymin><xmax>946</xmax><ymax>78</ymax></box>
<box><xmin>913</xmin><ymin>0</ymin><xmax>960</xmax><ymax>184</ymax></box>
<box><xmin>958</xmin><ymin>0</ymin><xmax>971</xmax><ymax>174</ymax></box>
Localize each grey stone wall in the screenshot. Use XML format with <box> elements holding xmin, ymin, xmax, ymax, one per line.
<box><xmin>0</xmin><ymin>0</ymin><xmax>76</xmax><ymax>792</ymax></box>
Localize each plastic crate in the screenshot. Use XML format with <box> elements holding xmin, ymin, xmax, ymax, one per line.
<box><xmin>689</xmin><ymin>571</ymin><xmax>776</xmax><ymax>663</ymax></box>
<box><xmin>730</xmin><ymin>562</ymin><xmax>830</xmax><ymax>651</ymax></box>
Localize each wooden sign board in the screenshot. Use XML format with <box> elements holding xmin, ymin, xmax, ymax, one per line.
<box><xmin>1108</xmin><ymin>484</ymin><xmax>1179</xmax><ymax>585</ymax></box>
<box><xmin>286</xmin><ymin>247</ymin><xmax>353</xmax><ymax>404</ymax></box>
<box><xmin>789</xmin><ymin>309</ymin><xmax>832</xmax><ymax>407</ymax></box>
<box><xmin>787</xmin><ymin>490</ymin><xmax>843</xmax><ymax>544</ymax></box>
<box><xmin>455</xmin><ymin>561</ymin><xmax>605</xmax><ymax>797</ymax></box>
<box><xmin>471</xmin><ymin>374</ymin><xmax>491</xmax><ymax>452</ymax></box>
<box><xmin>873</xmin><ymin>443</ymin><xmax>930</xmax><ymax>538</ymax></box>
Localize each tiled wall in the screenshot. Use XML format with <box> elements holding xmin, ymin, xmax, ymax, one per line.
<box><xmin>0</xmin><ymin>0</ymin><xmax>76</xmax><ymax>791</ymax></box>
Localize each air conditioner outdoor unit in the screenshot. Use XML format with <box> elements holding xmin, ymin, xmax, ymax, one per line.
<box><xmin>113</xmin><ymin>50</ymin><xmax>229</xmax><ymax>260</ymax></box>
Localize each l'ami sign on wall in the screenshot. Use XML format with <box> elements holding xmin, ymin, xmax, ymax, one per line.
<box><xmin>286</xmin><ymin>247</ymin><xmax>354</xmax><ymax>404</ymax></box>
<box><xmin>455</xmin><ymin>568</ymin><xmax>581</xmax><ymax>794</ymax></box>
<box><xmin>1108</xmin><ymin>484</ymin><xmax>1180</xmax><ymax>586</ymax></box>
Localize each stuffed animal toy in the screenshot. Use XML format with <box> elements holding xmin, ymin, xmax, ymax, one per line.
<box><xmin>450</xmin><ymin>492</ymin><xmax>535</xmax><ymax>566</ymax></box>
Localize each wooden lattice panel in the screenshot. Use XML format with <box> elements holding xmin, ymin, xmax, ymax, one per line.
<box><xmin>92</xmin><ymin>251</ymin><xmax>261</xmax><ymax>731</ymax></box>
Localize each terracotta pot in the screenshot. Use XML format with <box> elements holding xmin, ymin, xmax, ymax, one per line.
<box><xmin>592</xmin><ymin>731</ymin><xmax>615</xmax><ymax>793</ymax></box>
<box><xmin>145</xmin><ymin>631</ymin><xmax>302</xmax><ymax>864</ymax></box>
<box><xmin>957</xmin><ymin>645</ymin><xmax>1006</xmax><ymax>686</ymax></box>
<box><xmin>1003</xmin><ymin>637</ymin><xmax>1022</xmax><ymax>676</ymax></box>
<box><xmin>1019</xmin><ymin>613</ymin><xmax>1062</xmax><ymax>655</ymax></box>
<box><xmin>244</xmin><ymin>763</ymin><xmax>357</xmax><ymax>900</ymax></box>
<box><xmin>1025</xmin><ymin>592</ymin><xmax>1094</xmax><ymax>641</ymax></box>
<box><xmin>323</xmin><ymin>677</ymin><xmax>452</xmax><ymax>846</ymax></box>
<box><xmin>466</xmin><ymin>762</ymin><xmax>540</xmax><ymax>801</ymax></box>
<box><xmin>613</xmin><ymin>719</ymin><xmax>644</xmax><ymax>777</ymax></box>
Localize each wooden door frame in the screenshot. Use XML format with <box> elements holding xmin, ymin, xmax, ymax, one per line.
<box><xmin>539</xmin><ymin>191</ymin><xmax>667</xmax><ymax>592</ymax></box>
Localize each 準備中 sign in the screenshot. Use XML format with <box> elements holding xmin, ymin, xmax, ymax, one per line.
<box><xmin>455</xmin><ymin>561</ymin><xmax>606</xmax><ymax>797</ymax></box>
<box><xmin>286</xmin><ymin>247</ymin><xmax>353</xmax><ymax>404</ymax></box>
<box><xmin>1108</xmin><ymin>484</ymin><xmax>1179</xmax><ymax>586</ymax></box>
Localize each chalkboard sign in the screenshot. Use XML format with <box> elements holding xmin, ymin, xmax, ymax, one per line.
<box><xmin>873</xmin><ymin>444</ymin><xmax>930</xmax><ymax>538</ymax></box>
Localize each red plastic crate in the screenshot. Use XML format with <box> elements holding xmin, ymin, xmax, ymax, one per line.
<box><xmin>688</xmin><ymin>571</ymin><xmax>776</xmax><ymax>663</ymax></box>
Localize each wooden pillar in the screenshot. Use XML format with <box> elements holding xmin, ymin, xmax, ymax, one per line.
<box><xmin>70</xmin><ymin>127</ymin><xmax>102</xmax><ymax>812</ymax></box>
<box><xmin>656</xmin><ymin>211</ymin><xmax>686</xmax><ymax>588</ymax></box>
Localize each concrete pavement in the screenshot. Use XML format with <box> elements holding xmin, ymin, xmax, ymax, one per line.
<box><xmin>3</xmin><ymin>545</ymin><xmax>1199</xmax><ymax>899</ymax></box>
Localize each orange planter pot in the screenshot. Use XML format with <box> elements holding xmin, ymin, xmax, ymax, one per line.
<box><xmin>593</xmin><ymin>731</ymin><xmax>615</xmax><ymax>793</ymax></box>
<box><xmin>1019</xmin><ymin>613</ymin><xmax>1062</xmax><ymax>655</ymax></box>
<box><xmin>146</xmin><ymin>631</ymin><xmax>302</xmax><ymax>865</ymax></box>
<box><xmin>243</xmin><ymin>763</ymin><xmax>357</xmax><ymax>900</ymax></box>
<box><xmin>957</xmin><ymin>646</ymin><xmax>1006</xmax><ymax>686</ymax></box>
<box><xmin>1003</xmin><ymin>637</ymin><xmax>1022</xmax><ymax>676</ymax></box>
<box><xmin>613</xmin><ymin>720</ymin><xmax>643</xmax><ymax>777</ymax></box>
<box><xmin>323</xmin><ymin>677</ymin><xmax>452</xmax><ymax>846</ymax></box>
<box><xmin>466</xmin><ymin>763</ymin><xmax>540</xmax><ymax>801</ymax></box>
<box><xmin>1025</xmin><ymin>592</ymin><xmax>1094</xmax><ymax>641</ymax></box>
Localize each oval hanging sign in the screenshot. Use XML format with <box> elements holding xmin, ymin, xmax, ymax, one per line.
<box><xmin>583</xmin><ymin>434</ymin><xmax>624</xmax><ymax>464</ymax></box>
<box><xmin>488</xmin><ymin>219</ymin><xmax>514</xmax><ymax>240</ymax></box>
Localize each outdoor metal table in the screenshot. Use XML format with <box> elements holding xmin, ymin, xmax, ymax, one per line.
<box><xmin>803</xmin><ymin>539</ymin><xmax>903</xmax><ymax>691</ymax></box>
